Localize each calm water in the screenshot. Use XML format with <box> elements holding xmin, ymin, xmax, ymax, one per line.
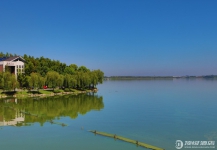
<box><xmin>1</xmin><ymin>79</ymin><xmax>217</xmax><ymax>150</ymax></box>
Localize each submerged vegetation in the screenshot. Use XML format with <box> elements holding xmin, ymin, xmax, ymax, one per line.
<box><xmin>0</xmin><ymin>52</ymin><xmax>104</xmax><ymax>93</ymax></box>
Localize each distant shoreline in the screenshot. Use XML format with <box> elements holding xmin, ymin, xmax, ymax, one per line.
<box><xmin>104</xmin><ymin>75</ymin><xmax>217</xmax><ymax>80</ymax></box>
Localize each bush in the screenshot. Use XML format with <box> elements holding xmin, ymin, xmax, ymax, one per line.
<box><xmin>64</xmin><ymin>88</ymin><xmax>70</xmax><ymax>92</ymax></box>
<box><xmin>70</xmin><ymin>89</ymin><xmax>76</xmax><ymax>92</ymax></box>
<box><xmin>53</xmin><ymin>90</ymin><xmax>61</xmax><ymax>93</ymax></box>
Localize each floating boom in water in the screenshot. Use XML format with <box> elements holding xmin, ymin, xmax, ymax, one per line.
<box><xmin>89</xmin><ymin>130</ymin><xmax>164</xmax><ymax>150</ymax></box>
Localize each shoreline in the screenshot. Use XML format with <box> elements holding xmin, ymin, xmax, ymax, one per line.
<box><xmin>0</xmin><ymin>89</ymin><xmax>98</xmax><ymax>99</ymax></box>
<box><xmin>104</xmin><ymin>75</ymin><xmax>217</xmax><ymax>80</ymax></box>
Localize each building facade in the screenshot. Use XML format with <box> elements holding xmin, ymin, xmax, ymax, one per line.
<box><xmin>0</xmin><ymin>56</ymin><xmax>25</xmax><ymax>78</ymax></box>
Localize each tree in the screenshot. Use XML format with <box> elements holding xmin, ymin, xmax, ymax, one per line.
<box><xmin>1</xmin><ymin>72</ymin><xmax>11</xmax><ymax>91</ymax></box>
<box><xmin>1</xmin><ymin>72</ymin><xmax>19</xmax><ymax>91</ymax></box>
<box><xmin>0</xmin><ymin>52</ymin><xmax>105</xmax><ymax>91</ymax></box>
<box><xmin>28</xmin><ymin>73</ymin><xmax>40</xmax><ymax>90</ymax></box>
<box><xmin>0</xmin><ymin>72</ymin><xmax>4</xmax><ymax>89</ymax></box>
<box><xmin>57</xmin><ymin>74</ymin><xmax>64</xmax><ymax>88</ymax></box>
<box><xmin>83</xmin><ymin>72</ymin><xmax>91</xmax><ymax>88</ymax></box>
<box><xmin>69</xmin><ymin>64</ymin><xmax>78</xmax><ymax>71</ymax></box>
<box><xmin>69</xmin><ymin>75</ymin><xmax>77</xmax><ymax>88</ymax></box>
<box><xmin>75</xmin><ymin>72</ymin><xmax>82</xmax><ymax>88</ymax></box>
<box><xmin>63</xmin><ymin>74</ymin><xmax>70</xmax><ymax>88</ymax></box>
<box><xmin>94</xmin><ymin>69</ymin><xmax>104</xmax><ymax>84</ymax></box>
<box><xmin>46</xmin><ymin>71</ymin><xmax>60</xmax><ymax>90</ymax></box>
<box><xmin>90</xmin><ymin>71</ymin><xmax>98</xmax><ymax>88</ymax></box>
<box><xmin>25</xmin><ymin>61</ymin><xmax>34</xmax><ymax>76</ymax></box>
<box><xmin>78</xmin><ymin>66</ymin><xmax>90</xmax><ymax>73</ymax></box>
<box><xmin>17</xmin><ymin>74</ymin><xmax>28</xmax><ymax>88</ymax></box>
<box><xmin>38</xmin><ymin>76</ymin><xmax>45</xmax><ymax>90</ymax></box>
<box><xmin>10</xmin><ymin>74</ymin><xmax>19</xmax><ymax>91</ymax></box>
<box><xmin>64</xmin><ymin>66</ymin><xmax>75</xmax><ymax>75</ymax></box>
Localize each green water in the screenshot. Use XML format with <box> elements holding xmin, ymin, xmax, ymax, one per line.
<box><xmin>1</xmin><ymin>79</ymin><xmax>217</xmax><ymax>150</ymax></box>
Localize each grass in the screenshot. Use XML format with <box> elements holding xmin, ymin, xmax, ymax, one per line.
<box><xmin>0</xmin><ymin>87</ymin><xmax>95</xmax><ymax>99</ymax></box>
<box><xmin>17</xmin><ymin>90</ymin><xmax>28</xmax><ymax>95</ymax></box>
<box><xmin>59</xmin><ymin>89</ymin><xmax>64</xmax><ymax>92</ymax></box>
<box><xmin>39</xmin><ymin>89</ymin><xmax>53</xmax><ymax>94</ymax></box>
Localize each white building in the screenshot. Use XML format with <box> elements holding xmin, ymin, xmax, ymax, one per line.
<box><xmin>0</xmin><ymin>56</ymin><xmax>25</xmax><ymax>78</ymax></box>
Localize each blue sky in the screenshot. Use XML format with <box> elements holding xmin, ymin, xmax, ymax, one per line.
<box><xmin>1</xmin><ymin>0</ymin><xmax>217</xmax><ymax>76</ymax></box>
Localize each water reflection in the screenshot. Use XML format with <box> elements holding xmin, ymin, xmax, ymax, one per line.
<box><xmin>0</xmin><ymin>94</ymin><xmax>104</xmax><ymax>127</ymax></box>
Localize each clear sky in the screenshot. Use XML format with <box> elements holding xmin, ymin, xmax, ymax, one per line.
<box><xmin>1</xmin><ymin>0</ymin><xmax>217</xmax><ymax>76</ymax></box>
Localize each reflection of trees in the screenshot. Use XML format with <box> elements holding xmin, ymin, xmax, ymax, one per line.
<box><xmin>0</xmin><ymin>94</ymin><xmax>104</xmax><ymax>126</ymax></box>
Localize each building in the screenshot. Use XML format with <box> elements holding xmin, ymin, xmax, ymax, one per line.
<box><xmin>0</xmin><ymin>56</ymin><xmax>25</xmax><ymax>78</ymax></box>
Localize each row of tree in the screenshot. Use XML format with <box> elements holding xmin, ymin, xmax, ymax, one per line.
<box><xmin>0</xmin><ymin>52</ymin><xmax>104</xmax><ymax>91</ymax></box>
<box><xmin>19</xmin><ymin>69</ymin><xmax>103</xmax><ymax>90</ymax></box>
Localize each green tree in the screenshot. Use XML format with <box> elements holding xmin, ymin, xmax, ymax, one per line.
<box><xmin>64</xmin><ymin>66</ymin><xmax>75</xmax><ymax>75</ymax></box>
<box><xmin>90</xmin><ymin>71</ymin><xmax>98</xmax><ymax>88</ymax></box>
<box><xmin>78</xmin><ymin>66</ymin><xmax>90</xmax><ymax>73</ymax></box>
<box><xmin>94</xmin><ymin>69</ymin><xmax>104</xmax><ymax>84</ymax></box>
<box><xmin>46</xmin><ymin>71</ymin><xmax>60</xmax><ymax>90</ymax></box>
<box><xmin>1</xmin><ymin>52</ymin><xmax>104</xmax><ymax>91</ymax></box>
<box><xmin>10</xmin><ymin>74</ymin><xmax>19</xmax><ymax>91</ymax></box>
<box><xmin>28</xmin><ymin>73</ymin><xmax>40</xmax><ymax>89</ymax></box>
<box><xmin>63</xmin><ymin>74</ymin><xmax>70</xmax><ymax>88</ymax></box>
<box><xmin>38</xmin><ymin>76</ymin><xmax>45</xmax><ymax>90</ymax></box>
<box><xmin>69</xmin><ymin>64</ymin><xmax>78</xmax><ymax>71</ymax></box>
<box><xmin>1</xmin><ymin>72</ymin><xmax>19</xmax><ymax>91</ymax></box>
<box><xmin>2</xmin><ymin>72</ymin><xmax>11</xmax><ymax>91</ymax></box>
<box><xmin>25</xmin><ymin>61</ymin><xmax>34</xmax><ymax>76</ymax></box>
<box><xmin>17</xmin><ymin>74</ymin><xmax>28</xmax><ymax>88</ymax></box>
<box><xmin>57</xmin><ymin>74</ymin><xmax>64</xmax><ymax>88</ymax></box>
<box><xmin>69</xmin><ymin>75</ymin><xmax>77</xmax><ymax>88</ymax></box>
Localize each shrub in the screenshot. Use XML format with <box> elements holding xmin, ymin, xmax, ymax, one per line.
<box><xmin>53</xmin><ymin>90</ymin><xmax>61</xmax><ymax>93</ymax></box>
<box><xmin>64</xmin><ymin>88</ymin><xmax>70</xmax><ymax>92</ymax></box>
<box><xmin>70</xmin><ymin>89</ymin><xmax>76</xmax><ymax>92</ymax></box>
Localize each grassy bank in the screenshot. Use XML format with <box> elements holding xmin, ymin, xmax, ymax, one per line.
<box><xmin>0</xmin><ymin>88</ymin><xmax>96</xmax><ymax>99</ymax></box>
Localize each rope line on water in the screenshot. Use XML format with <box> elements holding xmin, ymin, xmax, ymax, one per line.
<box><xmin>88</xmin><ymin>130</ymin><xmax>165</xmax><ymax>150</ymax></box>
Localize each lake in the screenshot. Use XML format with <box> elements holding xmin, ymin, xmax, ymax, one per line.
<box><xmin>1</xmin><ymin>79</ymin><xmax>217</xmax><ymax>150</ymax></box>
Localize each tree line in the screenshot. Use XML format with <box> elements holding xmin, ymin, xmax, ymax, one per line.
<box><xmin>0</xmin><ymin>52</ymin><xmax>104</xmax><ymax>91</ymax></box>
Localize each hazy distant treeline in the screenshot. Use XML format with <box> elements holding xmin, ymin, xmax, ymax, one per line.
<box><xmin>105</xmin><ymin>75</ymin><xmax>217</xmax><ymax>80</ymax></box>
